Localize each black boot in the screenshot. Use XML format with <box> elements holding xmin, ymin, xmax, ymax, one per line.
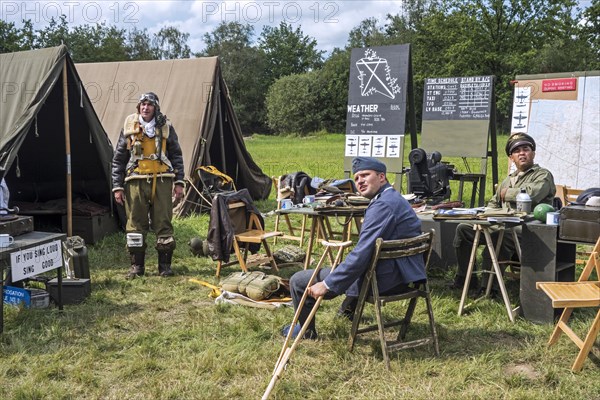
<box><xmin>337</xmin><ymin>296</ymin><xmax>358</xmax><ymax>321</ymax></box>
<box><xmin>127</xmin><ymin>252</ymin><xmax>145</xmax><ymax>279</ymax></box>
<box><xmin>158</xmin><ymin>250</ymin><xmax>174</xmax><ymax>277</ymax></box>
<box><xmin>448</xmin><ymin>275</ymin><xmax>479</xmax><ymax>291</ymax></box>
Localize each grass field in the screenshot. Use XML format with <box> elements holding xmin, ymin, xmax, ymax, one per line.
<box><xmin>1</xmin><ymin>133</ymin><xmax>599</xmax><ymax>399</ymax></box>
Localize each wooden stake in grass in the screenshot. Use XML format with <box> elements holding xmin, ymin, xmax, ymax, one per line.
<box><xmin>262</xmin><ymin>240</ymin><xmax>352</xmax><ymax>400</ymax></box>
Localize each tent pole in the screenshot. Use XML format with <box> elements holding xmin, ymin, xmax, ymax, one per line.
<box><xmin>63</xmin><ymin>59</ymin><xmax>72</xmax><ymax>237</ymax></box>
<box><xmin>217</xmin><ymin>85</ymin><xmax>227</xmax><ymax>174</ymax></box>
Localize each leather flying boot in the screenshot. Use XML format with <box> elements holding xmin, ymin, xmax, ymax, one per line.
<box><xmin>127</xmin><ymin>252</ymin><xmax>145</xmax><ymax>279</ymax></box>
<box><xmin>158</xmin><ymin>250</ymin><xmax>174</xmax><ymax>277</ymax></box>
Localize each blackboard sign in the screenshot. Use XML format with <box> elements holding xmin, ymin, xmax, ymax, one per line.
<box><xmin>344</xmin><ymin>45</ymin><xmax>412</xmax><ymax>174</ymax></box>
<box><xmin>346</xmin><ymin>45</ymin><xmax>410</xmax><ymax>136</ymax></box>
<box><xmin>423</xmin><ymin>76</ymin><xmax>493</xmax><ymax>120</ymax></box>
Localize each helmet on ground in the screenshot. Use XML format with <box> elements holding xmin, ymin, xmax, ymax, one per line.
<box><xmin>189</xmin><ymin>237</ymin><xmax>208</xmax><ymax>257</ymax></box>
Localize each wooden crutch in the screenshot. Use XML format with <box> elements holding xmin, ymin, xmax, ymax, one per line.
<box><xmin>262</xmin><ymin>240</ymin><xmax>353</xmax><ymax>400</ymax></box>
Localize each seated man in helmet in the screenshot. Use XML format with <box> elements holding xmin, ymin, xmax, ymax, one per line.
<box><xmin>449</xmin><ymin>133</ymin><xmax>556</xmax><ymax>292</ymax></box>
<box><xmin>112</xmin><ymin>92</ymin><xmax>185</xmax><ymax>278</ymax></box>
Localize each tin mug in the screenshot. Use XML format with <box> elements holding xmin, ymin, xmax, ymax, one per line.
<box><xmin>0</xmin><ymin>233</ymin><xmax>14</xmax><ymax>247</ymax></box>
<box><xmin>546</xmin><ymin>212</ymin><xmax>559</xmax><ymax>226</ymax></box>
<box><xmin>302</xmin><ymin>195</ymin><xmax>316</xmax><ymax>204</ymax></box>
<box><xmin>281</xmin><ymin>199</ymin><xmax>293</xmax><ymax>210</ymax></box>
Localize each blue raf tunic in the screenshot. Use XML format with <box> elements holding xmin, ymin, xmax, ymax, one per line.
<box><xmin>324</xmin><ymin>183</ymin><xmax>426</xmax><ymax>297</ymax></box>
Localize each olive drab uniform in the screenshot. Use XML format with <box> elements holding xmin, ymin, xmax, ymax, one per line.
<box><xmin>112</xmin><ymin>109</ymin><xmax>185</xmax><ymax>278</ymax></box>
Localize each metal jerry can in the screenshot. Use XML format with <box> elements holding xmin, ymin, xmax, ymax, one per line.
<box><xmin>64</xmin><ymin>236</ymin><xmax>90</xmax><ymax>279</ymax></box>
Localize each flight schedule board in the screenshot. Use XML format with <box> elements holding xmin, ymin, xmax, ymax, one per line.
<box><xmin>423</xmin><ymin>76</ymin><xmax>493</xmax><ymax>120</ymax></box>
<box><xmin>344</xmin><ymin>44</ymin><xmax>412</xmax><ymax>173</ymax></box>
<box><xmin>421</xmin><ymin>75</ymin><xmax>495</xmax><ymax>158</ymax></box>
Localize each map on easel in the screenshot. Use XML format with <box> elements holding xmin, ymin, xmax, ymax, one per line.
<box><xmin>512</xmin><ymin>71</ymin><xmax>599</xmax><ymax>189</ymax></box>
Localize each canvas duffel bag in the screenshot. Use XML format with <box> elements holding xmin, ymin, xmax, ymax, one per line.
<box><xmin>273</xmin><ymin>245</ymin><xmax>306</xmax><ymax>264</ymax></box>
<box><xmin>220</xmin><ymin>271</ymin><xmax>281</xmax><ymax>300</ymax></box>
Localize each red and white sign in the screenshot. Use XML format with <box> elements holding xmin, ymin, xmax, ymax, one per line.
<box><xmin>542</xmin><ymin>78</ymin><xmax>577</xmax><ymax>92</ymax></box>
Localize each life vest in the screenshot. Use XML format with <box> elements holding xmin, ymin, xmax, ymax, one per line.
<box><xmin>123</xmin><ymin>113</ymin><xmax>173</xmax><ymax>176</ymax></box>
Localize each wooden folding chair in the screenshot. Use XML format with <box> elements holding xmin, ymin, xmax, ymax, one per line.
<box><xmin>272</xmin><ymin>175</ymin><xmax>309</xmax><ymax>244</ymax></box>
<box><xmin>348</xmin><ymin>230</ymin><xmax>440</xmax><ymax>370</ymax></box>
<box><xmin>216</xmin><ymin>201</ymin><xmax>283</xmax><ymax>277</ymax></box>
<box><xmin>555</xmin><ymin>184</ymin><xmax>584</xmax><ymax>208</ymax></box>
<box><xmin>536</xmin><ymin>237</ymin><xmax>600</xmax><ymax>372</ymax></box>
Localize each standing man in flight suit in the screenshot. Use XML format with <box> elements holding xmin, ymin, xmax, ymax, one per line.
<box><xmin>112</xmin><ymin>92</ymin><xmax>185</xmax><ymax>278</ymax></box>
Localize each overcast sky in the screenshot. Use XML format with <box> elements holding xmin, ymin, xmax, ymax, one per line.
<box><xmin>1</xmin><ymin>1</ymin><xmax>593</xmax><ymax>56</ymax></box>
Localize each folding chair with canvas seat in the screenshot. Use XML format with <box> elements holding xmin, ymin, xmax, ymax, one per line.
<box><xmin>348</xmin><ymin>230</ymin><xmax>440</xmax><ymax>370</ymax></box>
<box><xmin>208</xmin><ymin>189</ymin><xmax>283</xmax><ymax>277</ymax></box>
<box><xmin>536</xmin><ymin>237</ymin><xmax>600</xmax><ymax>372</ymax></box>
<box><xmin>187</xmin><ymin>165</ymin><xmax>236</xmax><ymax>213</ymax></box>
<box><xmin>273</xmin><ymin>175</ymin><xmax>309</xmax><ymax>244</ymax></box>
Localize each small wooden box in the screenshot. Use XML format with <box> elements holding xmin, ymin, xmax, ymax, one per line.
<box><xmin>62</xmin><ymin>214</ymin><xmax>119</xmax><ymax>244</ymax></box>
<box><xmin>0</xmin><ymin>215</ymin><xmax>34</xmax><ymax>236</ymax></box>
<box><xmin>559</xmin><ymin>205</ymin><xmax>600</xmax><ymax>243</ymax></box>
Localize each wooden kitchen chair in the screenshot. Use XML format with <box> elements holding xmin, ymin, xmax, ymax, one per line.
<box><xmin>536</xmin><ymin>237</ymin><xmax>600</xmax><ymax>372</ymax></box>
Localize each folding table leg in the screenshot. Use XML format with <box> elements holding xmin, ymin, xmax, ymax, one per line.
<box><xmin>458</xmin><ymin>225</ymin><xmax>481</xmax><ymax>316</ymax></box>
<box><xmin>482</xmin><ymin>228</ymin><xmax>516</xmax><ymax>322</ymax></box>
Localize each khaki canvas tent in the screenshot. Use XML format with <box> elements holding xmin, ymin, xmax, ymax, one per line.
<box><xmin>0</xmin><ymin>45</ymin><xmax>119</xmax><ymax>243</ymax></box>
<box><xmin>75</xmin><ymin>57</ymin><xmax>271</xmax><ymax>216</ymax></box>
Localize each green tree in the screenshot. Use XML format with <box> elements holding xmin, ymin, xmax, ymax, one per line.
<box><xmin>0</xmin><ymin>20</ymin><xmax>23</xmax><ymax>53</ymax></box>
<box><xmin>258</xmin><ymin>22</ymin><xmax>324</xmax><ymax>83</ymax></box>
<box><xmin>408</xmin><ymin>0</ymin><xmax>594</xmax><ymax>131</ymax></box>
<box><xmin>126</xmin><ymin>27</ymin><xmax>157</xmax><ymax>61</ymax></box>
<box><xmin>152</xmin><ymin>26</ymin><xmax>190</xmax><ymax>59</ymax></box>
<box><xmin>19</xmin><ymin>20</ymin><xmax>36</xmax><ymax>50</ymax></box>
<box><xmin>318</xmin><ymin>48</ymin><xmax>351</xmax><ymax>133</ymax></box>
<box><xmin>579</xmin><ymin>0</ymin><xmax>600</xmax><ymax>69</ymax></box>
<box><xmin>69</xmin><ymin>23</ymin><xmax>129</xmax><ymax>63</ymax></box>
<box><xmin>198</xmin><ymin>22</ymin><xmax>269</xmax><ymax>133</ymax></box>
<box><xmin>266</xmin><ymin>72</ymin><xmax>322</xmax><ymax>135</ymax></box>
<box><xmin>34</xmin><ymin>15</ymin><xmax>70</xmax><ymax>48</ymax></box>
<box><xmin>347</xmin><ymin>17</ymin><xmax>387</xmax><ymax>48</ymax></box>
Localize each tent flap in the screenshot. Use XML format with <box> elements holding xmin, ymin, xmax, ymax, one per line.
<box><xmin>0</xmin><ymin>45</ymin><xmax>120</xmax><ymax>241</ymax></box>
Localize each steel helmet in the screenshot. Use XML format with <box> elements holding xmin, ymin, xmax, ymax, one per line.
<box><xmin>189</xmin><ymin>237</ymin><xmax>208</xmax><ymax>257</ymax></box>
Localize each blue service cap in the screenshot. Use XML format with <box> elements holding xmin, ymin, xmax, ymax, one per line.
<box><xmin>351</xmin><ymin>157</ymin><xmax>386</xmax><ymax>174</ymax></box>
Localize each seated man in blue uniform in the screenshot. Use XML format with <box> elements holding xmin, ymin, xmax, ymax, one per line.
<box><xmin>283</xmin><ymin>157</ymin><xmax>426</xmax><ymax>339</ymax></box>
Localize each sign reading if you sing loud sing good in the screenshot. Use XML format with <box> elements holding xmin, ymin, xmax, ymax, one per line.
<box><xmin>10</xmin><ymin>239</ymin><xmax>63</xmax><ymax>282</ymax></box>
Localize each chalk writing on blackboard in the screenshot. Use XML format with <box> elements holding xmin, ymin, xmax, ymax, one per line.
<box><xmin>423</xmin><ymin>76</ymin><xmax>493</xmax><ymax>121</ymax></box>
